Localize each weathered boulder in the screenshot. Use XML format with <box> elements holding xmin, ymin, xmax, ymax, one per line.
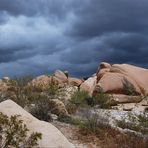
<box><xmin>0</xmin><ymin>79</ymin><xmax>8</xmax><ymax>91</ymax></box>
<box><xmin>95</xmin><ymin>72</ymin><xmax>141</xmax><ymax>95</ymax></box>
<box><xmin>0</xmin><ymin>100</ymin><xmax>74</xmax><ymax>148</ymax></box>
<box><xmin>97</xmin><ymin>68</ymin><xmax>110</xmax><ymax>81</ymax></box>
<box><xmin>2</xmin><ymin>77</ymin><xmax>10</xmax><ymax>82</ymax></box>
<box><xmin>31</xmin><ymin>75</ymin><xmax>66</xmax><ymax>90</ymax></box>
<box><xmin>54</xmin><ymin>70</ymin><xmax>68</xmax><ymax>83</ymax></box>
<box><xmin>95</xmin><ymin>63</ymin><xmax>148</xmax><ymax>96</ymax></box>
<box><xmin>110</xmin><ymin>64</ymin><xmax>148</xmax><ymax>95</ymax></box>
<box><xmin>58</xmin><ymin>85</ymin><xmax>78</xmax><ymax>103</ymax></box>
<box><xmin>31</xmin><ymin>75</ymin><xmax>51</xmax><ymax>88</ymax></box>
<box><xmin>112</xmin><ymin>94</ymin><xmax>143</xmax><ymax>104</ymax></box>
<box><xmin>68</xmin><ymin>77</ymin><xmax>83</xmax><ymax>87</ymax></box>
<box><xmin>49</xmin><ymin>99</ymin><xmax>68</xmax><ymax>116</ymax></box>
<box><xmin>80</xmin><ymin>76</ymin><xmax>97</xmax><ymax>96</ymax></box>
<box><xmin>96</xmin><ymin>62</ymin><xmax>111</xmax><ymax>82</ymax></box>
<box><xmin>99</xmin><ymin>62</ymin><xmax>111</xmax><ymax>69</ymax></box>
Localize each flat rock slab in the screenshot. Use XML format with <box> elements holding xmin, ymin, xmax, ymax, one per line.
<box><xmin>112</xmin><ymin>94</ymin><xmax>143</xmax><ymax>104</ymax></box>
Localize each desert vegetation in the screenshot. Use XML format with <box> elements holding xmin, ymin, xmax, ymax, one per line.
<box><xmin>123</xmin><ymin>78</ymin><xmax>138</xmax><ymax>96</ymax></box>
<box><xmin>0</xmin><ymin>70</ymin><xmax>148</xmax><ymax>147</ymax></box>
<box><xmin>0</xmin><ymin>112</ymin><xmax>42</xmax><ymax>148</ymax></box>
<box><xmin>116</xmin><ymin>112</ymin><xmax>148</xmax><ymax>135</ymax></box>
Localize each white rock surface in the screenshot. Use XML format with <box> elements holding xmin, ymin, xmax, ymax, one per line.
<box><xmin>0</xmin><ymin>100</ymin><xmax>75</xmax><ymax>148</ymax></box>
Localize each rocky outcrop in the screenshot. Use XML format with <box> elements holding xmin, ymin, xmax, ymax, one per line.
<box><xmin>49</xmin><ymin>99</ymin><xmax>68</xmax><ymax>116</ymax></box>
<box><xmin>95</xmin><ymin>72</ymin><xmax>141</xmax><ymax>95</ymax></box>
<box><xmin>95</xmin><ymin>63</ymin><xmax>148</xmax><ymax>96</ymax></box>
<box><xmin>54</xmin><ymin>70</ymin><xmax>68</xmax><ymax>83</ymax></box>
<box><xmin>68</xmin><ymin>77</ymin><xmax>83</xmax><ymax>87</ymax></box>
<box><xmin>58</xmin><ymin>85</ymin><xmax>78</xmax><ymax>103</ymax></box>
<box><xmin>31</xmin><ymin>75</ymin><xmax>51</xmax><ymax>88</ymax></box>
<box><xmin>31</xmin><ymin>75</ymin><xmax>66</xmax><ymax>90</ymax></box>
<box><xmin>0</xmin><ymin>79</ymin><xmax>8</xmax><ymax>91</ymax></box>
<box><xmin>80</xmin><ymin>76</ymin><xmax>97</xmax><ymax>96</ymax></box>
<box><xmin>0</xmin><ymin>100</ymin><xmax>74</xmax><ymax>148</ymax></box>
<box><xmin>112</xmin><ymin>94</ymin><xmax>143</xmax><ymax>104</ymax></box>
<box><xmin>110</xmin><ymin>64</ymin><xmax>148</xmax><ymax>95</ymax></box>
<box><xmin>2</xmin><ymin>77</ymin><xmax>10</xmax><ymax>82</ymax></box>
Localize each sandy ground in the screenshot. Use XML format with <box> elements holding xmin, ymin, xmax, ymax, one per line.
<box><xmin>52</xmin><ymin>121</ymin><xmax>100</xmax><ymax>148</ymax></box>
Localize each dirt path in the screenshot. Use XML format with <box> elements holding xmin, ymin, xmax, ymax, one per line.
<box><xmin>52</xmin><ymin>121</ymin><xmax>100</xmax><ymax>148</ymax></box>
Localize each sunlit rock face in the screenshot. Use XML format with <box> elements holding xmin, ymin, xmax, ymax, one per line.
<box><xmin>0</xmin><ymin>100</ymin><xmax>75</xmax><ymax>148</ymax></box>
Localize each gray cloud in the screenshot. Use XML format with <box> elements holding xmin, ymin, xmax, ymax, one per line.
<box><xmin>0</xmin><ymin>0</ymin><xmax>148</xmax><ymax>78</ymax></box>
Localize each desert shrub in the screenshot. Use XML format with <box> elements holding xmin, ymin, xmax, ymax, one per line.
<box><xmin>10</xmin><ymin>76</ymin><xmax>33</xmax><ymax>87</ymax></box>
<box><xmin>70</xmin><ymin>90</ymin><xmax>89</xmax><ymax>105</ymax></box>
<box><xmin>5</xmin><ymin>76</ymin><xmax>33</xmax><ymax>107</ymax></box>
<box><xmin>93</xmin><ymin>93</ymin><xmax>113</xmax><ymax>109</ymax></box>
<box><xmin>45</xmin><ymin>77</ymin><xmax>59</xmax><ymax>97</ymax></box>
<box><xmin>76</xmin><ymin>110</ymin><xmax>148</xmax><ymax>148</ymax></box>
<box><xmin>58</xmin><ymin>115</ymin><xmax>82</xmax><ymax>125</ymax></box>
<box><xmin>30</xmin><ymin>94</ymin><xmax>54</xmax><ymax>121</ymax></box>
<box><xmin>0</xmin><ymin>112</ymin><xmax>42</xmax><ymax>148</ymax></box>
<box><xmin>3</xmin><ymin>75</ymin><xmax>60</xmax><ymax>122</ymax></box>
<box><xmin>79</xmin><ymin>112</ymin><xmax>110</xmax><ymax>135</ymax></box>
<box><xmin>123</xmin><ymin>78</ymin><xmax>138</xmax><ymax>96</ymax></box>
<box><xmin>66</xmin><ymin>90</ymin><xmax>113</xmax><ymax>114</ymax></box>
<box><xmin>30</xmin><ymin>79</ymin><xmax>61</xmax><ymax>121</ymax></box>
<box><xmin>66</xmin><ymin>90</ymin><xmax>90</xmax><ymax>114</ymax></box>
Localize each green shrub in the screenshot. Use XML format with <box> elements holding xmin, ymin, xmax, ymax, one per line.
<box><xmin>5</xmin><ymin>76</ymin><xmax>33</xmax><ymax>107</ymax></box>
<box><xmin>45</xmin><ymin>77</ymin><xmax>59</xmax><ymax>97</ymax></box>
<box><xmin>0</xmin><ymin>112</ymin><xmax>42</xmax><ymax>148</ymax></box>
<box><xmin>79</xmin><ymin>110</ymin><xmax>110</xmax><ymax>135</ymax></box>
<box><xmin>70</xmin><ymin>90</ymin><xmax>89</xmax><ymax>106</ymax></box>
<box><xmin>66</xmin><ymin>90</ymin><xmax>90</xmax><ymax>114</ymax></box>
<box><xmin>123</xmin><ymin>78</ymin><xmax>138</xmax><ymax>96</ymax></box>
<box><xmin>2</xmin><ymin>75</ymin><xmax>60</xmax><ymax>121</ymax></box>
<box><xmin>93</xmin><ymin>93</ymin><xmax>112</xmax><ymax>109</ymax></box>
<box><xmin>66</xmin><ymin>90</ymin><xmax>113</xmax><ymax>114</ymax></box>
<box><xmin>58</xmin><ymin>115</ymin><xmax>82</xmax><ymax>125</ymax></box>
<box><xmin>30</xmin><ymin>95</ymin><xmax>53</xmax><ymax>121</ymax></box>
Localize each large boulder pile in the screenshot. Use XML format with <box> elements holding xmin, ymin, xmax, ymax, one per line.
<box><xmin>78</xmin><ymin>62</ymin><xmax>148</xmax><ymax>111</ymax></box>
<box><xmin>0</xmin><ymin>100</ymin><xmax>74</xmax><ymax>148</ymax></box>
<box><xmin>95</xmin><ymin>62</ymin><xmax>148</xmax><ymax>95</ymax></box>
<box><xmin>31</xmin><ymin>70</ymin><xmax>83</xmax><ymax>90</ymax></box>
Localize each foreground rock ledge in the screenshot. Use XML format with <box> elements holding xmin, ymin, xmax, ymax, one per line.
<box><xmin>0</xmin><ymin>100</ymin><xmax>75</xmax><ymax>148</ymax></box>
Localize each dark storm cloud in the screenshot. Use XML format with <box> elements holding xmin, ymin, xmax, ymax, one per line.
<box><xmin>0</xmin><ymin>0</ymin><xmax>148</xmax><ymax>78</ymax></box>
<box><xmin>0</xmin><ymin>0</ymin><xmax>75</xmax><ymax>20</ymax></box>
<box><xmin>67</xmin><ymin>0</ymin><xmax>148</xmax><ymax>37</ymax></box>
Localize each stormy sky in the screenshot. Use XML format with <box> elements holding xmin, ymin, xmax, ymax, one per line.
<box><xmin>0</xmin><ymin>0</ymin><xmax>148</xmax><ymax>78</ymax></box>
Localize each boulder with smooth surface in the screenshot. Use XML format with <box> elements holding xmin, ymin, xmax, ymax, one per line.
<box><xmin>110</xmin><ymin>64</ymin><xmax>148</xmax><ymax>95</ymax></box>
<box><xmin>0</xmin><ymin>100</ymin><xmax>74</xmax><ymax>148</ymax></box>
<box><xmin>80</xmin><ymin>76</ymin><xmax>97</xmax><ymax>96</ymax></box>
<box><xmin>95</xmin><ymin>72</ymin><xmax>141</xmax><ymax>95</ymax></box>
<box><xmin>68</xmin><ymin>77</ymin><xmax>83</xmax><ymax>87</ymax></box>
<box><xmin>54</xmin><ymin>70</ymin><xmax>68</xmax><ymax>83</ymax></box>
